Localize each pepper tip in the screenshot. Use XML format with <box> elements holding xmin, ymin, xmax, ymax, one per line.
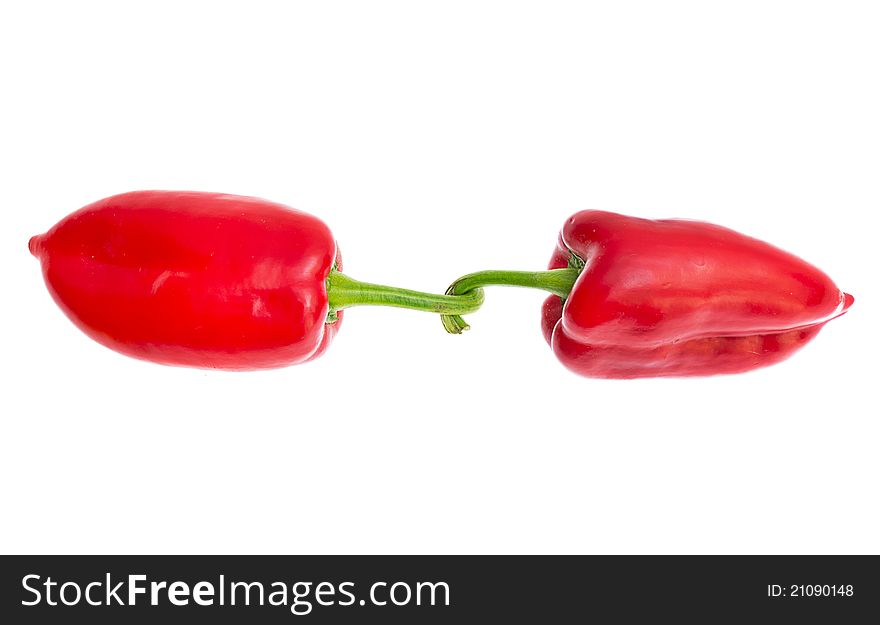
<box><xmin>28</xmin><ymin>234</ymin><xmax>43</xmax><ymax>257</ymax></box>
<box><xmin>843</xmin><ymin>292</ymin><xmax>855</xmax><ymax>311</ymax></box>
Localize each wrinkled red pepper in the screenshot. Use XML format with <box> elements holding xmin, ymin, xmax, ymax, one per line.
<box><xmin>30</xmin><ymin>191</ymin><xmax>482</xmax><ymax>370</ymax></box>
<box><xmin>442</xmin><ymin>210</ymin><xmax>852</xmax><ymax>378</ymax></box>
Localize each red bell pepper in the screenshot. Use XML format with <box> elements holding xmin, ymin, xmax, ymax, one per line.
<box><xmin>30</xmin><ymin>191</ymin><xmax>482</xmax><ymax>370</ymax></box>
<box><xmin>442</xmin><ymin>210</ymin><xmax>852</xmax><ymax>378</ymax></box>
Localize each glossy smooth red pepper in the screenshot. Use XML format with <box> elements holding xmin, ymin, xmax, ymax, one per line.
<box><xmin>442</xmin><ymin>210</ymin><xmax>852</xmax><ymax>378</ymax></box>
<box><xmin>30</xmin><ymin>191</ymin><xmax>482</xmax><ymax>370</ymax></box>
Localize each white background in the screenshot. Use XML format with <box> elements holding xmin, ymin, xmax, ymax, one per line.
<box><xmin>1</xmin><ymin>1</ymin><xmax>877</xmax><ymax>554</ymax></box>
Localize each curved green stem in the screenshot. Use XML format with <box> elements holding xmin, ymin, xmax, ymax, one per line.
<box><xmin>326</xmin><ymin>270</ymin><xmax>484</xmax><ymax>322</ymax></box>
<box><xmin>441</xmin><ymin>267</ymin><xmax>581</xmax><ymax>334</ymax></box>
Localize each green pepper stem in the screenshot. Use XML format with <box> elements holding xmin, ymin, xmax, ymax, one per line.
<box><xmin>440</xmin><ymin>268</ymin><xmax>581</xmax><ymax>334</ymax></box>
<box><xmin>326</xmin><ymin>270</ymin><xmax>484</xmax><ymax>321</ymax></box>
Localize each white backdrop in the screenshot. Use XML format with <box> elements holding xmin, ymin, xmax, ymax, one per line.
<box><xmin>1</xmin><ymin>1</ymin><xmax>876</xmax><ymax>554</ymax></box>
